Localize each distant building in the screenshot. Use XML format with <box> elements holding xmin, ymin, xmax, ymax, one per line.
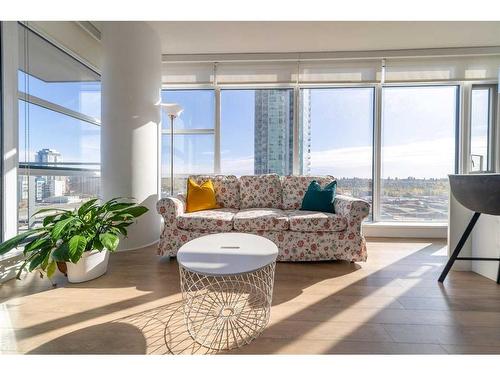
<box><xmin>35</xmin><ymin>148</ymin><xmax>67</xmax><ymax>199</ymax></box>
<box><xmin>34</xmin><ymin>177</ymin><xmax>45</xmax><ymax>202</ymax></box>
<box><xmin>254</xmin><ymin>90</ymin><xmax>294</xmax><ymax>175</ymax></box>
<box><xmin>36</xmin><ymin>148</ymin><xmax>62</xmax><ymax>164</ymax></box>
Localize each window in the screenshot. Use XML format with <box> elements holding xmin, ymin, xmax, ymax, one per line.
<box><xmin>18</xmin><ymin>25</ymin><xmax>101</xmax><ymax>231</ymax></box>
<box><xmin>470</xmin><ymin>85</ymin><xmax>495</xmax><ymax>172</ymax></box>
<box><xmin>220</xmin><ymin>89</ymin><xmax>294</xmax><ymax>176</ymax></box>
<box><xmin>161</xmin><ymin>90</ymin><xmax>215</xmax><ymax>195</ymax></box>
<box><xmin>381</xmin><ymin>86</ymin><xmax>458</xmax><ymax>222</ymax></box>
<box><xmin>300</xmin><ymin>88</ymin><xmax>374</xmax><ymax>209</ymax></box>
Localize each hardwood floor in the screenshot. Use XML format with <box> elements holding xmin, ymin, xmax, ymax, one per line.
<box><xmin>1</xmin><ymin>238</ymin><xmax>500</xmax><ymax>354</ymax></box>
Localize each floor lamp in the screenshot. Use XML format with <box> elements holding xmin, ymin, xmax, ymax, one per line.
<box><xmin>160</xmin><ymin>103</ymin><xmax>184</xmax><ymax>196</ymax></box>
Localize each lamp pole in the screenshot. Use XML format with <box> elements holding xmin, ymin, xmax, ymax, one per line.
<box><xmin>160</xmin><ymin>103</ymin><xmax>183</xmax><ymax>197</ymax></box>
<box><xmin>169</xmin><ymin>113</ymin><xmax>175</xmax><ymax>196</ymax></box>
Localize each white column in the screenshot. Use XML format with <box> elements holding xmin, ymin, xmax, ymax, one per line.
<box><xmin>101</xmin><ymin>22</ymin><xmax>162</xmax><ymax>250</ymax></box>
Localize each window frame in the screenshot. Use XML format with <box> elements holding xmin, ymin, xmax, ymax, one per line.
<box><xmin>16</xmin><ymin>23</ymin><xmax>102</xmax><ymax>230</ymax></box>
<box><xmin>469</xmin><ymin>84</ymin><xmax>497</xmax><ymax>173</ymax></box>
<box><xmin>162</xmin><ymin>78</ymin><xmax>497</xmax><ymax>228</ymax></box>
<box><xmin>378</xmin><ymin>83</ymin><xmax>460</xmax><ymax>222</ymax></box>
<box><xmin>298</xmin><ymin>86</ymin><xmax>376</xmax><ymax>220</ymax></box>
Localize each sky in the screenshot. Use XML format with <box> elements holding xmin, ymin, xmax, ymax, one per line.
<box><xmin>21</xmin><ymin>73</ymin><xmax>490</xmax><ymax>179</ymax></box>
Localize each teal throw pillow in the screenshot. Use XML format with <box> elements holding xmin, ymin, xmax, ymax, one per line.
<box><xmin>300</xmin><ymin>180</ymin><xmax>337</xmax><ymax>213</ymax></box>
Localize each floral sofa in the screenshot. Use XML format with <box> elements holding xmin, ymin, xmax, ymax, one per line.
<box><xmin>156</xmin><ymin>174</ymin><xmax>370</xmax><ymax>262</ymax></box>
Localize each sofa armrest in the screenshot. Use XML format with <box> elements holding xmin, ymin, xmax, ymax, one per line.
<box><xmin>156</xmin><ymin>197</ymin><xmax>185</xmax><ymax>221</ymax></box>
<box><xmin>334</xmin><ymin>195</ymin><xmax>370</xmax><ymax>224</ymax></box>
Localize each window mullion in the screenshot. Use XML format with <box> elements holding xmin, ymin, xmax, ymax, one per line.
<box><xmin>214</xmin><ymin>87</ymin><xmax>221</xmax><ymax>174</ymax></box>
<box><xmin>373</xmin><ymin>85</ymin><xmax>382</xmax><ymax>222</ymax></box>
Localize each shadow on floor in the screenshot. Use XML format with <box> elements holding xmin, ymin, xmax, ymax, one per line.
<box><xmin>28</xmin><ymin>322</ymin><xmax>147</xmax><ymax>354</ymax></box>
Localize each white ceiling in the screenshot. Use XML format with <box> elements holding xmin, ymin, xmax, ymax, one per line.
<box><xmin>147</xmin><ymin>21</ymin><xmax>500</xmax><ymax>55</ymax></box>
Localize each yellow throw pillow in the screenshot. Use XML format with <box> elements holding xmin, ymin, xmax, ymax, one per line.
<box><xmin>185</xmin><ymin>178</ymin><xmax>219</xmax><ymax>213</ymax></box>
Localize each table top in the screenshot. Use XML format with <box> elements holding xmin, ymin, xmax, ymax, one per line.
<box><xmin>177</xmin><ymin>233</ymin><xmax>278</xmax><ymax>275</ymax></box>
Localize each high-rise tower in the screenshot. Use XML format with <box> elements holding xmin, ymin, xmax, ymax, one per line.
<box><xmin>254</xmin><ymin>90</ymin><xmax>294</xmax><ymax>175</ymax></box>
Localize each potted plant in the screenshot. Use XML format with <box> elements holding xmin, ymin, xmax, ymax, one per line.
<box><xmin>0</xmin><ymin>197</ymin><xmax>148</xmax><ymax>283</ymax></box>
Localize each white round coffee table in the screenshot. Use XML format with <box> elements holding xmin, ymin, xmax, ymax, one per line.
<box><xmin>177</xmin><ymin>232</ymin><xmax>278</xmax><ymax>351</ymax></box>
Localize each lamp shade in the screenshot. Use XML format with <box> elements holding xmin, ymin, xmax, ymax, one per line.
<box><xmin>160</xmin><ymin>102</ymin><xmax>183</xmax><ymax>117</ymax></box>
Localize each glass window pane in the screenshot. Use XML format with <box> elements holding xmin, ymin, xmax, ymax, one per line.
<box><xmin>18</xmin><ymin>174</ymin><xmax>100</xmax><ymax>232</ymax></box>
<box><xmin>161</xmin><ymin>90</ymin><xmax>214</xmax><ymax>130</ymax></box>
<box><xmin>470</xmin><ymin>88</ymin><xmax>490</xmax><ymax>172</ymax></box>
<box><xmin>220</xmin><ymin>89</ymin><xmax>294</xmax><ymax>175</ymax></box>
<box><xmin>18</xmin><ymin>71</ymin><xmax>101</xmax><ymax>121</ymax></box>
<box><xmin>18</xmin><ymin>101</ymin><xmax>100</xmax><ymax>169</ymax></box>
<box><xmin>17</xmin><ymin>24</ymin><xmax>101</xmax><ymax>232</ymax></box>
<box><xmin>18</xmin><ymin>25</ymin><xmax>101</xmax><ymax>120</ymax></box>
<box><xmin>161</xmin><ymin>134</ymin><xmax>214</xmax><ymax>195</ymax></box>
<box><xmin>300</xmin><ymin>88</ymin><xmax>374</xmax><ymax>208</ymax></box>
<box><xmin>381</xmin><ymin>86</ymin><xmax>457</xmax><ymax>222</ymax></box>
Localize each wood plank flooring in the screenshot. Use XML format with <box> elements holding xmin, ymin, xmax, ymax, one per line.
<box><xmin>1</xmin><ymin>238</ymin><xmax>500</xmax><ymax>354</ymax></box>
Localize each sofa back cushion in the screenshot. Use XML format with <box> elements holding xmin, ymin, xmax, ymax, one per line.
<box><xmin>282</xmin><ymin>175</ymin><xmax>336</xmax><ymax>210</ymax></box>
<box><xmin>188</xmin><ymin>175</ymin><xmax>240</xmax><ymax>209</ymax></box>
<box><xmin>239</xmin><ymin>174</ymin><xmax>282</xmax><ymax>209</ymax></box>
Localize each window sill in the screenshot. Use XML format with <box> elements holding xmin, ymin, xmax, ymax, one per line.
<box><xmin>362</xmin><ymin>221</ymin><xmax>447</xmax><ymax>239</ymax></box>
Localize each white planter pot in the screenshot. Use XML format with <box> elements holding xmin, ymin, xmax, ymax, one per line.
<box><xmin>66</xmin><ymin>250</ymin><xmax>110</xmax><ymax>283</ymax></box>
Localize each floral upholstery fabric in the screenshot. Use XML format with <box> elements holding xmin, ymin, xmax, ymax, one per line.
<box><xmin>286</xmin><ymin>210</ymin><xmax>347</xmax><ymax>232</ymax></box>
<box><xmin>282</xmin><ymin>175</ymin><xmax>336</xmax><ymax>210</ymax></box>
<box><xmin>239</xmin><ymin>174</ymin><xmax>282</xmax><ymax>209</ymax></box>
<box><xmin>156</xmin><ymin>180</ymin><xmax>370</xmax><ymax>263</ymax></box>
<box><xmin>176</xmin><ymin>208</ymin><xmax>237</xmax><ymax>232</ymax></box>
<box><xmin>189</xmin><ymin>175</ymin><xmax>240</xmax><ymax>209</ymax></box>
<box><xmin>233</xmin><ymin>208</ymin><xmax>289</xmax><ymax>232</ymax></box>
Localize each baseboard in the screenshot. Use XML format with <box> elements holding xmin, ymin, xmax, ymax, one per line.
<box><xmin>116</xmin><ymin>239</ymin><xmax>159</xmax><ymax>252</ymax></box>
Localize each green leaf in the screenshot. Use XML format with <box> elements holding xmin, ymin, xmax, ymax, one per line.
<box><xmin>100</xmin><ymin>233</ymin><xmax>119</xmax><ymax>251</ymax></box>
<box><xmin>52</xmin><ymin>242</ymin><xmax>70</xmax><ymax>262</ymax></box>
<box><xmin>92</xmin><ymin>237</ymin><xmax>104</xmax><ymax>251</ymax></box>
<box><xmin>115</xmin><ymin>206</ymin><xmax>148</xmax><ymax>218</ymax></box>
<box><xmin>24</xmin><ymin>236</ymin><xmax>52</xmax><ymax>254</ymax></box>
<box><xmin>46</xmin><ymin>261</ymin><xmax>57</xmax><ymax>278</ymax></box>
<box><xmin>43</xmin><ymin>213</ymin><xmax>61</xmax><ymax>227</ymax></box>
<box><xmin>31</xmin><ymin>208</ymin><xmax>71</xmax><ymax>218</ymax></box>
<box><xmin>28</xmin><ymin>248</ymin><xmax>51</xmax><ymax>272</ymax></box>
<box><xmin>0</xmin><ymin>229</ymin><xmax>41</xmax><ymax>256</ymax></box>
<box><xmin>51</xmin><ymin>217</ymin><xmax>77</xmax><ymax>240</ymax></box>
<box><xmin>107</xmin><ymin>202</ymin><xmax>136</xmax><ymax>212</ymax></box>
<box><xmin>109</xmin><ymin>213</ymin><xmax>135</xmax><ymax>221</ymax></box>
<box><xmin>68</xmin><ymin>235</ymin><xmax>87</xmax><ymax>263</ymax></box>
<box><xmin>78</xmin><ymin>198</ymin><xmax>99</xmax><ymax>217</ymax></box>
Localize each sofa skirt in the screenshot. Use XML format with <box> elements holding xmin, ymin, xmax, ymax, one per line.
<box><xmin>158</xmin><ymin>227</ymin><xmax>367</xmax><ymax>262</ymax></box>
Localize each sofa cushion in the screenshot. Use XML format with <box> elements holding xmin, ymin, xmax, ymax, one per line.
<box><xmin>189</xmin><ymin>175</ymin><xmax>240</xmax><ymax>209</ymax></box>
<box><xmin>233</xmin><ymin>208</ymin><xmax>289</xmax><ymax>232</ymax></box>
<box><xmin>282</xmin><ymin>175</ymin><xmax>336</xmax><ymax>210</ymax></box>
<box><xmin>185</xmin><ymin>178</ymin><xmax>219</xmax><ymax>213</ymax></box>
<box><xmin>176</xmin><ymin>208</ymin><xmax>237</xmax><ymax>232</ymax></box>
<box><xmin>287</xmin><ymin>210</ymin><xmax>347</xmax><ymax>232</ymax></box>
<box><xmin>239</xmin><ymin>174</ymin><xmax>282</xmax><ymax>209</ymax></box>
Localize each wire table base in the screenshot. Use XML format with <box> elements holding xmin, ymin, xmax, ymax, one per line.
<box><xmin>179</xmin><ymin>262</ymin><xmax>276</xmax><ymax>351</ymax></box>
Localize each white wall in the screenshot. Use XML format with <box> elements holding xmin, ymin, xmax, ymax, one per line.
<box><xmin>1</xmin><ymin>22</ymin><xmax>19</xmax><ymax>245</ymax></box>
<box><xmin>472</xmin><ymin>215</ymin><xmax>500</xmax><ymax>281</ymax></box>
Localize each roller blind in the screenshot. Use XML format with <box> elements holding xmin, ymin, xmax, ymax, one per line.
<box><xmin>299</xmin><ymin>59</ymin><xmax>381</xmax><ymax>83</ymax></box>
<box><xmin>385</xmin><ymin>55</ymin><xmax>500</xmax><ymax>82</ymax></box>
<box><xmin>216</xmin><ymin>61</ymin><xmax>298</xmax><ymax>84</ymax></box>
<box><xmin>162</xmin><ymin>55</ymin><xmax>500</xmax><ymax>85</ymax></box>
<box><xmin>161</xmin><ymin>62</ymin><xmax>214</xmax><ymax>84</ymax></box>
<box><xmin>18</xmin><ymin>24</ymin><xmax>100</xmax><ymax>83</ymax></box>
